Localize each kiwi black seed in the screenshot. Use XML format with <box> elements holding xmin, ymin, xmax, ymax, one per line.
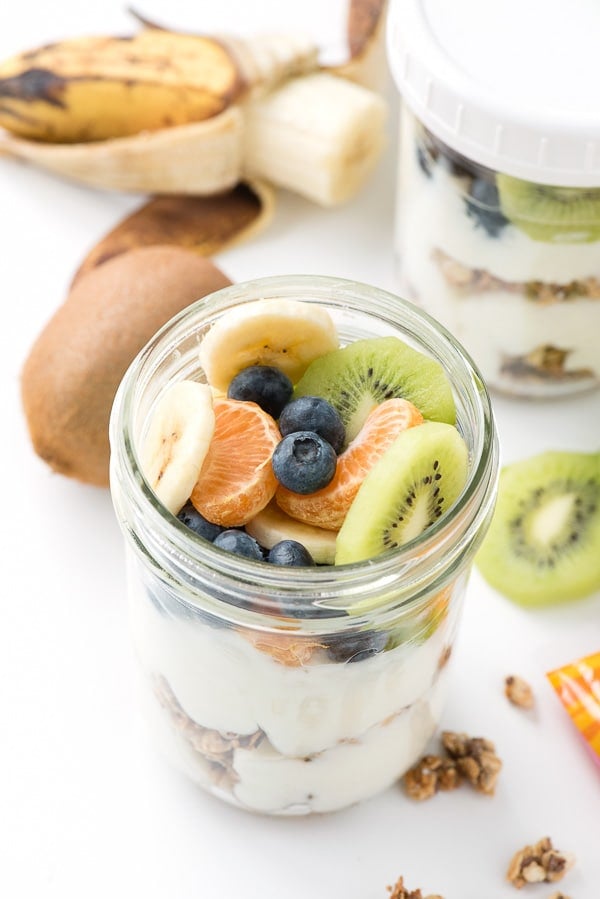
<box><xmin>477</xmin><ymin>450</ymin><xmax>600</xmax><ymax>606</ymax></box>
<box><xmin>294</xmin><ymin>336</ymin><xmax>456</xmax><ymax>444</ymax></box>
<box><xmin>335</xmin><ymin>422</ymin><xmax>469</xmax><ymax>564</ymax></box>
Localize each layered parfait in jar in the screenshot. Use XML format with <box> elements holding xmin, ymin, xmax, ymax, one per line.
<box><xmin>110</xmin><ymin>276</ymin><xmax>498</xmax><ymax>815</ymax></box>
<box><xmin>397</xmin><ymin>109</ymin><xmax>600</xmax><ymax>398</ymax></box>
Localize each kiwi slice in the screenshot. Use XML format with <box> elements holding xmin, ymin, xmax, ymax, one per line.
<box><xmin>335</xmin><ymin>422</ymin><xmax>468</xmax><ymax>564</ymax></box>
<box><xmin>497</xmin><ymin>174</ymin><xmax>600</xmax><ymax>243</ymax></box>
<box><xmin>477</xmin><ymin>450</ymin><xmax>600</xmax><ymax>606</ymax></box>
<box><xmin>294</xmin><ymin>337</ymin><xmax>455</xmax><ymax>443</ymax></box>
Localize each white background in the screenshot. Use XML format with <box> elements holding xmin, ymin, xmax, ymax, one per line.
<box><xmin>1</xmin><ymin>2</ymin><xmax>599</xmax><ymax>898</ymax></box>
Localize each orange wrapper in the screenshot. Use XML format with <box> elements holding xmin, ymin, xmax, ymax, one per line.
<box><xmin>547</xmin><ymin>651</ymin><xmax>600</xmax><ymax>766</ymax></box>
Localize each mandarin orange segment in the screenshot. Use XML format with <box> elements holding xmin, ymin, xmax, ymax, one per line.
<box><xmin>191</xmin><ymin>398</ymin><xmax>281</xmax><ymax>527</ymax></box>
<box><xmin>275</xmin><ymin>398</ymin><xmax>424</xmax><ymax>530</ymax></box>
<box><xmin>243</xmin><ymin>630</ymin><xmax>327</xmax><ymax>666</ymax></box>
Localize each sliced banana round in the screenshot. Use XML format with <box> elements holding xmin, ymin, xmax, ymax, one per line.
<box><xmin>246</xmin><ymin>500</ymin><xmax>338</xmax><ymax>565</ymax></box>
<box><xmin>140</xmin><ymin>380</ymin><xmax>215</xmax><ymax>515</ymax></box>
<box><xmin>198</xmin><ymin>298</ymin><xmax>338</xmax><ymax>392</ymax></box>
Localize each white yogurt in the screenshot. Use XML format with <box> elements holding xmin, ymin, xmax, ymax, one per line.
<box><xmin>129</xmin><ymin>574</ymin><xmax>452</xmax><ymax>813</ymax></box>
<box><xmin>130</xmin><ymin>578</ymin><xmax>448</xmax><ymax>757</ymax></box>
<box><xmin>137</xmin><ymin>655</ymin><xmax>447</xmax><ymax>815</ymax></box>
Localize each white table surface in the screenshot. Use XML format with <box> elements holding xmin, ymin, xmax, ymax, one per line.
<box><xmin>2</xmin><ymin>2</ymin><xmax>599</xmax><ymax>897</ymax></box>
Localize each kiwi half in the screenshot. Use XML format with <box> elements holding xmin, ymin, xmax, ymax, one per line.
<box><xmin>477</xmin><ymin>450</ymin><xmax>600</xmax><ymax>606</ymax></box>
<box><xmin>335</xmin><ymin>422</ymin><xmax>468</xmax><ymax>564</ymax></box>
<box><xmin>294</xmin><ymin>336</ymin><xmax>456</xmax><ymax>443</ymax></box>
<box><xmin>497</xmin><ymin>174</ymin><xmax>600</xmax><ymax>243</ymax></box>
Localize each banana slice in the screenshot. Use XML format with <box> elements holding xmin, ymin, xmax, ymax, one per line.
<box><xmin>198</xmin><ymin>298</ymin><xmax>338</xmax><ymax>392</ymax></box>
<box><xmin>245</xmin><ymin>501</ymin><xmax>338</xmax><ymax>564</ymax></box>
<box><xmin>140</xmin><ymin>380</ymin><xmax>215</xmax><ymax>515</ymax></box>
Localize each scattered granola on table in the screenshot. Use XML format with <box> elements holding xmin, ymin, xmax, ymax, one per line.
<box><xmin>505</xmin><ymin>675</ymin><xmax>535</xmax><ymax>709</ymax></box>
<box><xmin>386</xmin><ymin>875</ymin><xmax>443</xmax><ymax>899</ymax></box>
<box><xmin>547</xmin><ymin>893</ymin><xmax>571</xmax><ymax>899</ymax></box>
<box><xmin>403</xmin><ymin>754</ymin><xmax>461</xmax><ymax>801</ymax></box>
<box><xmin>506</xmin><ymin>837</ymin><xmax>575</xmax><ymax>889</ymax></box>
<box><xmin>403</xmin><ymin>730</ymin><xmax>501</xmax><ymax>799</ymax></box>
<box><xmin>441</xmin><ymin>731</ymin><xmax>502</xmax><ymax>795</ymax></box>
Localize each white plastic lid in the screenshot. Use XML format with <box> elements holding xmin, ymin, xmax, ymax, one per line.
<box><xmin>387</xmin><ymin>0</ymin><xmax>600</xmax><ymax>186</ymax></box>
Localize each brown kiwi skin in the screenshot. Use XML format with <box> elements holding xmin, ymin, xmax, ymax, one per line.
<box><xmin>21</xmin><ymin>246</ymin><xmax>231</xmax><ymax>487</ymax></box>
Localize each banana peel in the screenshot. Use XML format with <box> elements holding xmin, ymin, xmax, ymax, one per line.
<box><xmin>327</xmin><ymin>0</ymin><xmax>389</xmax><ymax>89</ymax></box>
<box><xmin>0</xmin><ymin>106</ymin><xmax>243</xmax><ymax>194</ymax></box>
<box><xmin>0</xmin><ymin>30</ymin><xmax>317</xmax><ymax>142</ymax></box>
<box><xmin>71</xmin><ymin>180</ymin><xmax>275</xmax><ymax>286</ymax></box>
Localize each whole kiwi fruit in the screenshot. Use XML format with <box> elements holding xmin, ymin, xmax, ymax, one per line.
<box><xmin>21</xmin><ymin>245</ymin><xmax>231</xmax><ymax>487</ymax></box>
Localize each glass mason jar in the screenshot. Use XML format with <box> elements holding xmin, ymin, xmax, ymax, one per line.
<box><xmin>395</xmin><ymin>109</ymin><xmax>600</xmax><ymax>399</ymax></box>
<box><xmin>388</xmin><ymin>0</ymin><xmax>600</xmax><ymax>400</ymax></box>
<box><xmin>109</xmin><ymin>275</ymin><xmax>498</xmax><ymax>816</ymax></box>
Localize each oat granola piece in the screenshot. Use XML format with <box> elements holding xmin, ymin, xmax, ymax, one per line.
<box><xmin>507</xmin><ymin>837</ymin><xmax>575</xmax><ymax>889</ymax></box>
<box><xmin>403</xmin><ymin>754</ymin><xmax>461</xmax><ymax>801</ymax></box>
<box><xmin>505</xmin><ymin>675</ymin><xmax>535</xmax><ymax>709</ymax></box>
<box><xmin>548</xmin><ymin>893</ymin><xmax>571</xmax><ymax>899</ymax></box>
<box><xmin>500</xmin><ymin>345</ymin><xmax>595</xmax><ymax>384</ymax></box>
<box><xmin>441</xmin><ymin>731</ymin><xmax>502</xmax><ymax>795</ymax></box>
<box><xmin>153</xmin><ymin>674</ymin><xmax>265</xmax><ymax>790</ymax></box>
<box><xmin>386</xmin><ymin>875</ymin><xmax>443</xmax><ymax>899</ymax></box>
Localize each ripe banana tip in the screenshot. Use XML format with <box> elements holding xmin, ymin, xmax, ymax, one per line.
<box><xmin>0</xmin><ymin>67</ymin><xmax>67</xmax><ymax>107</ymax></box>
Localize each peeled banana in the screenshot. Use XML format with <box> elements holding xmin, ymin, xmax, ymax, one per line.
<box><xmin>245</xmin><ymin>501</ymin><xmax>338</xmax><ymax>564</ymax></box>
<box><xmin>140</xmin><ymin>380</ymin><xmax>215</xmax><ymax>515</ymax></box>
<box><xmin>198</xmin><ymin>298</ymin><xmax>339</xmax><ymax>392</ymax></box>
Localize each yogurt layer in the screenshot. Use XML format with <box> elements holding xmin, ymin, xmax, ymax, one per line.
<box><xmin>399</xmin><ymin>236</ymin><xmax>600</xmax><ymax>389</ymax></box>
<box><xmin>130</xmin><ymin>576</ymin><xmax>450</xmax><ymax>758</ymax></box>
<box><xmin>138</xmin><ymin>662</ymin><xmax>447</xmax><ymax>815</ymax></box>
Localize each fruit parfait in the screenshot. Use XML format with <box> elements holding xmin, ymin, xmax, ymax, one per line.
<box><xmin>110</xmin><ymin>275</ymin><xmax>498</xmax><ymax>815</ymax></box>
<box><xmin>388</xmin><ymin>0</ymin><xmax>600</xmax><ymax>398</ymax></box>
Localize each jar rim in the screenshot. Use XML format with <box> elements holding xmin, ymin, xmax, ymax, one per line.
<box><xmin>110</xmin><ymin>274</ymin><xmax>498</xmax><ymax>627</ymax></box>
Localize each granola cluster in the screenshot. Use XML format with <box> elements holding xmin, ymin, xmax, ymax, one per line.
<box><xmin>505</xmin><ymin>675</ymin><xmax>535</xmax><ymax>709</ymax></box>
<box><xmin>403</xmin><ymin>754</ymin><xmax>461</xmax><ymax>801</ymax></box>
<box><xmin>386</xmin><ymin>876</ymin><xmax>443</xmax><ymax>899</ymax></box>
<box><xmin>433</xmin><ymin>246</ymin><xmax>600</xmax><ymax>304</ymax></box>
<box><xmin>506</xmin><ymin>837</ymin><xmax>575</xmax><ymax>889</ymax></box>
<box><xmin>442</xmin><ymin>731</ymin><xmax>502</xmax><ymax>795</ymax></box>
<box><xmin>403</xmin><ymin>731</ymin><xmax>502</xmax><ymax>800</ymax></box>
<box><xmin>500</xmin><ymin>345</ymin><xmax>594</xmax><ymax>385</ymax></box>
<box><xmin>154</xmin><ymin>675</ymin><xmax>264</xmax><ymax>790</ymax></box>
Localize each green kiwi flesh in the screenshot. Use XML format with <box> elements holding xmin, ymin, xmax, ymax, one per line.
<box><xmin>476</xmin><ymin>450</ymin><xmax>600</xmax><ymax>606</ymax></box>
<box><xmin>335</xmin><ymin>422</ymin><xmax>468</xmax><ymax>564</ymax></box>
<box><xmin>293</xmin><ymin>336</ymin><xmax>456</xmax><ymax>443</ymax></box>
<box><xmin>497</xmin><ymin>174</ymin><xmax>600</xmax><ymax>243</ymax></box>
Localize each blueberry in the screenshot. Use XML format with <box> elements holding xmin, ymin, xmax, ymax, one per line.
<box><xmin>279</xmin><ymin>396</ymin><xmax>345</xmax><ymax>454</ymax></box>
<box><xmin>213</xmin><ymin>529</ymin><xmax>264</xmax><ymax>561</ymax></box>
<box><xmin>227</xmin><ymin>365</ymin><xmax>293</xmax><ymax>419</ymax></box>
<box><xmin>326</xmin><ymin>629</ymin><xmax>388</xmax><ymax>664</ymax></box>
<box><xmin>465</xmin><ymin>178</ymin><xmax>509</xmax><ymax>238</ymax></box>
<box><xmin>177</xmin><ymin>501</ymin><xmax>223</xmax><ymax>542</ymax></box>
<box><xmin>268</xmin><ymin>540</ymin><xmax>315</xmax><ymax>567</ymax></box>
<box><xmin>416</xmin><ymin>143</ymin><xmax>432</xmax><ymax>178</ymax></box>
<box><xmin>272</xmin><ymin>431</ymin><xmax>337</xmax><ymax>494</ymax></box>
